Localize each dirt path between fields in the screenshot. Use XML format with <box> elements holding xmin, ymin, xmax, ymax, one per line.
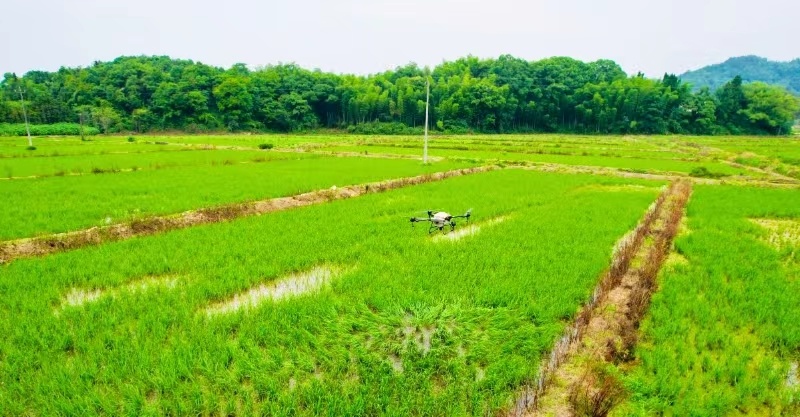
<box><xmin>0</xmin><ymin>166</ymin><xmax>493</xmax><ymax>264</ymax></box>
<box><xmin>509</xmin><ymin>162</ymin><xmax>799</xmax><ymax>188</ymax></box>
<box><xmin>721</xmin><ymin>160</ymin><xmax>799</xmax><ymax>184</ymax></box>
<box><xmin>508</xmin><ymin>180</ymin><xmax>692</xmax><ymax>417</ymax></box>
<box><xmin>295</xmin><ymin>149</ymin><xmax>446</xmax><ymax>162</ymax></box>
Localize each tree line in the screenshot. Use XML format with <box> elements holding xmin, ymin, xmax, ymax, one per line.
<box><xmin>1</xmin><ymin>55</ymin><xmax>798</xmax><ymax>135</ymax></box>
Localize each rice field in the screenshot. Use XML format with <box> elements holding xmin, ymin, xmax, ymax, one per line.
<box><xmin>1</xmin><ymin>133</ymin><xmax>798</xmax><ymax>416</ymax></box>
<box><xmin>615</xmin><ymin>186</ymin><xmax>800</xmax><ymax>415</ymax></box>
<box><xmin>0</xmin><ymin>157</ymin><xmax>475</xmax><ymax>240</ymax></box>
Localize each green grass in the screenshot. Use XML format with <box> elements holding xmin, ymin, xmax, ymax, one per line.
<box><xmin>0</xmin><ymin>148</ymin><xmax>311</xmax><ymax>178</ymax></box>
<box><xmin>0</xmin><ymin>136</ymin><xmax>198</xmax><ymax>158</ymax></box>
<box><xmin>0</xmin><ymin>169</ymin><xmax>662</xmax><ymax>416</ymax></box>
<box><xmin>336</xmin><ymin>136</ymin><xmax>694</xmax><ymax>160</ymax></box>
<box><xmin>0</xmin><ymin>123</ymin><xmax>101</xmax><ymax>136</ymax></box>
<box><xmin>3</xmin><ymin>132</ymin><xmax>800</xmax><ymax>415</ymax></box>
<box><xmin>0</xmin><ymin>157</ymin><xmax>475</xmax><ymax>240</ymax></box>
<box><xmin>616</xmin><ymin>186</ymin><xmax>800</xmax><ymax>416</ymax></box>
<box><xmin>318</xmin><ymin>144</ymin><xmax>747</xmax><ymax>176</ymax></box>
<box><xmin>142</xmin><ymin>134</ymin><xmax>349</xmax><ymax>149</ymax></box>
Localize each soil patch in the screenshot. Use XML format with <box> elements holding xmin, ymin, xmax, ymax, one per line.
<box><xmin>204</xmin><ymin>266</ymin><xmax>341</xmax><ymax>315</ymax></box>
<box><xmin>388</xmin><ymin>354</ymin><xmax>404</xmax><ymax>373</ymax></box>
<box><xmin>750</xmin><ymin>218</ymin><xmax>800</xmax><ymax>250</ymax></box>
<box><xmin>432</xmin><ymin>216</ymin><xmax>509</xmax><ymax>242</ymax></box>
<box><xmin>58</xmin><ymin>274</ymin><xmax>180</xmax><ymax>311</ymax></box>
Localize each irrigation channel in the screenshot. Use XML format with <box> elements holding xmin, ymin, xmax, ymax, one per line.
<box><xmin>509</xmin><ymin>180</ymin><xmax>692</xmax><ymax>417</ymax></box>
<box><xmin>0</xmin><ymin>166</ymin><xmax>492</xmax><ymax>264</ymax></box>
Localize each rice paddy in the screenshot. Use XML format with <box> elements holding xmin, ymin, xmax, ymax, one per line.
<box><xmin>1</xmin><ymin>133</ymin><xmax>798</xmax><ymax>416</ymax></box>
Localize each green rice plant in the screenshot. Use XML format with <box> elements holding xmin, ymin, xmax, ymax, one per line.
<box><xmin>0</xmin><ymin>157</ymin><xmax>475</xmax><ymax>240</ymax></box>
<box><xmin>0</xmin><ymin>170</ymin><xmax>662</xmax><ymax>416</ymax></box>
<box><xmin>0</xmin><ymin>136</ymin><xmax>200</xmax><ymax>158</ymax></box>
<box><xmin>617</xmin><ymin>185</ymin><xmax>800</xmax><ymax>416</ymax></box>
<box><xmin>0</xmin><ymin>149</ymin><xmax>306</xmax><ymax>178</ymax></box>
<box><xmin>319</xmin><ymin>145</ymin><xmax>747</xmax><ymax>176</ymax></box>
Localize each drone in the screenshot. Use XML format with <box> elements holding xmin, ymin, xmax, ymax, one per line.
<box><xmin>410</xmin><ymin>209</ymin><xmax>472</xmax><ymax>234</ymax></box>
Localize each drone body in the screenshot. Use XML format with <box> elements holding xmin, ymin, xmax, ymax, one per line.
<box><xmin>410</xmin><ymin>209</ymin><xmax>472</xmax><ymax>233</ymax></box>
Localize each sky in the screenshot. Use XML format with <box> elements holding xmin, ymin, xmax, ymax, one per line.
<box><xmin>2</xmin><ymin>0</ymin><xmax>798</xmax><ymax>77</ymax></box>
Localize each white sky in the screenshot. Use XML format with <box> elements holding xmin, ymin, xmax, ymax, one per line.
<box><xmin>1</xmin><ymin>0</ymin><xmax>798</xmax><ymax>77</ymax></box>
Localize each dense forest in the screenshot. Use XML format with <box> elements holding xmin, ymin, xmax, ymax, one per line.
<box><xmin>681</xmin><ymin>55</ymin><xmax>800</xmax><ymax>95</ymax></box>
<box><xmin>1</xmin><ymin>55</ymin><xmax>798</xmax><ymax>135</ymax></box>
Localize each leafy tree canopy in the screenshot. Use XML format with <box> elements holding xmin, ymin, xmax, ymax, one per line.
<box><xmin>1</xmin><ymin>55</ymin><xmax>797</xmax><ymax>136</ymax></box>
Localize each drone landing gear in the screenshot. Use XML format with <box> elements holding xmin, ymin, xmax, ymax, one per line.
<box><xmin>427</xmin><ymin>221</ymin><xmax>457</xmax><ymax>234</ymax></box>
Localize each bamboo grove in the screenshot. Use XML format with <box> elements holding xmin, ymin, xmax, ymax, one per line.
<box><xmin>1</xmin><ymin>55</ymin><xmax>798</xmax><ymax>135</ymax></box>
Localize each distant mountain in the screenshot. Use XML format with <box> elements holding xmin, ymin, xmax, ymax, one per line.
<box><xmin>680</xmin><ymin>56</ymin><xmax>800</xmax><ymax>94</ymax></box>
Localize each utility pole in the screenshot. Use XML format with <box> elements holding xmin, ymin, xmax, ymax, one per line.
<box><xmin>423</xmin><ymin>75</ymin><xmax>430</xmax><ymax>164</ymax></box>
<box><xmin>79</xmin><ymin>111</ymin><xmax>86</xmax><ymax>141</ymax></box>
<box><xmin>17</xmin><ymin>88</ymin><xmax>32</xmax><ymax>147</ymax></box>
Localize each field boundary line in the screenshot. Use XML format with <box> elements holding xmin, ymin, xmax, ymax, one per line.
<box><xmin>287</xmin><ymin>149</ymin><xmax>800</xmax><ymax>187</ymax></box>
<box><xmin>507</xmin><ymin>162</ymin><xmax>800</xmax><ymax>188</ymax></box>
<box><xmin>680</xmin><ymin>141</ymin><xmax>800</xmax><ymax>184</ymax></box>
<box><xmin>720</xmin><ymin>159</ymin><xmax>800</xmax><ymax>184</ymax></box>
<box><xmin>508</xmin><ymin>180</ymin><xmax>692</xmax><ymax>416</ymax></box>
<box><xmin>0</xmin><ymin>166</ymin><xmax>494</xmax><ymax>264</ymax></box>
<box><xmin>276</xmin><ymin>148</ymin><xmax>446</xmax><ymax>162</ymax></box>
<box><xmin>0</xmin><ymin>150</ymin><xmax>314</xmax><ymax>181</ymax></box>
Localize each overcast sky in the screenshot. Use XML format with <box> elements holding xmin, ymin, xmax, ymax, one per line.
<box><xmin>2</xmin><ymin>0</ymin><xmax>798</xmax><ymax>77</ymax></box>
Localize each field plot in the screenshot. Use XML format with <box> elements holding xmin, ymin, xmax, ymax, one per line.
<box><xmin>2</xmin><ymin>132</ymin><xmax>799</xmax><ymax>416</ymax></box>
<box><xmin>696</xmin><ymin>136</ymin><xmax>800</xmax><ymax>179</ymax></box>
<box><xmin>0</xmin><ymin>170</ymin><xmax>663</xmax><ymax>416</ymax></box>
<box><xmin>0</xmin><ymin>157</ymin><xmax>474</xmax><ymax>240</ymax></box>
<box><xmin>616</xmin><ymin>186</ymin><xmax>800</xmax><ymax>415</ymax></box>
<box><xmin>289</xmin><ymin>135</ymin><xmax>765</xmax><ymax>179</ymax></box>
<box><xmin>0</xmin><ymin>148</ymin><xmax>312</xmax><ymax>178</ymax></box>
<box><xmin>319</xmin><ymin>144</ymin><xmax>747</xmax><ymax>176</ymax></box>
<box><xmin>0</xmin><ymin>136</ymin><xmax>196</xmax><ymax>158</ymax></box>
<box><xmin>142</xmin><ymin>134</ymin><xmax>349</xmax><ymax>150</ymax></box>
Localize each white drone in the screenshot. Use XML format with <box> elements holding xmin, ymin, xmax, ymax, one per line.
<box><xmin>410</xmin><ymin>209</ymin><xmax>472</xmax><ymax>233</ymax></box>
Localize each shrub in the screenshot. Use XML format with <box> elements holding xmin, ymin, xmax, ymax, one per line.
<box><xmin>689</xmin><ymin>166</ymin><xmax>726</xmax><ymax>179</ymax></box>
<box><xmin>0</xmin><ymin>123</ymin><xmax>100</xmax><ymax>136</ymax></box>
<box><xmin>127</xmin><ymin>137</ymin><xmax>136</xmax><ymax>142</ymax></box>
<box><xmin>569</xmin><ymin>365</ymin><xmax>626</xmax><ymax>417</ymax></box>
<box><xmin>258</xmin><ymin>143</ymin><xmax>274</xmax><ymax>150</ymax></box>
<box><xmin>346</xmin><ymin>122</ymin><xmax>424</xmax><ymax>135</ymax></box>
<box><xmin>26</xmin><ymin>146</ymin><xmax>36</xmax><ymax>151</ymax></box>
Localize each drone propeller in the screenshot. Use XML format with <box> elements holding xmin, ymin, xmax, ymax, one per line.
<box><xmin>410</xmin><ymin>216</ymin><xmax>433</xmax><ymax>227</ymax></box>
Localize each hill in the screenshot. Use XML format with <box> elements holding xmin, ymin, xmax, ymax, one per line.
<box><xmin>680</xmin><ymin>55</ymin><xmax>800</xmax><ymax>94</ymax></box>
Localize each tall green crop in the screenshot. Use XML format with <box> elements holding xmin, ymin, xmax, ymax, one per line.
<box><xmin>0</xmin><ymin>170</ymin><xmax>661</xmax><ymax>416</ymax></box>
<box><xmin>618</xmin><ymin>186</ymin><xmax>800</xmax><ymax>415</ymax></box>
<box><xmin>0</xmin><ymin>157</ymin><xmax>474</xmax><ymax>240</ymax></box>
